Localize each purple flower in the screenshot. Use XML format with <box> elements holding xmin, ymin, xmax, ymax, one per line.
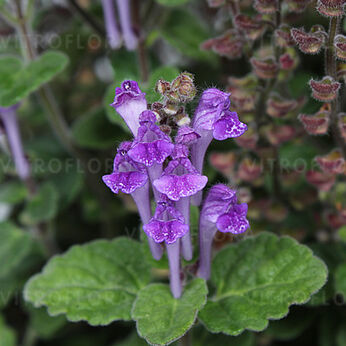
<box><xmin>102</xmin><ymin>0</ymin><xmax>121</xmax><ymax>49</ymax></box>
<box><xmin>191</xmin><ymin>88</ymin><xmax>247</xmax><ymax>205</ymax></box>
<box><xmin>116</xmin><ymin>0</ymin><xmax>138</xmax><ymax>51</ymax></box>
<box><xmin>102</xmin><ymin>141</ymin><xmax>163</xmax><ymax>260</ymax></box>
<box><xmin>102</xmin><ymin>141</ymin><xmax>148</xmax><ymax>194</ymax></box>
<box><xmin>0</xmin><ymin>105</ymin><xmax>30</xmax><ymax>181</ymax></box>
<box><xmin>110</xmin><ymin>80</ymin><xmax>147</xmax><ymax>136</ymax></box>
<box><xmin>128</xmin><ymin>111</ymin><xmax>174</xmax><ymax>167</ymax></box>
<box><xmin>143</xmin><ymin>198</ymin><xmax>189</xmax><ymax>244</ymax></box>
<box><xmin>153</xmin><ymin>144</ymin><xmax>208</xmax><ymax>201</ymax></box>
<box><xmin>198</xmin><ymin>184</ymin><xmax>249</xmax><ymax>280</ymax></box>
<box><xmin>175</xmin><ymin>126</ymin><xmax>201</xmax><ymax>145</ymax></box>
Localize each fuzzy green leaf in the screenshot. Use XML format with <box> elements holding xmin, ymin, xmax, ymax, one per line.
<box><xmin>24</xmin><ymin>238</ymin><xmax>151</xmax><ymax>325</ymax></box>
<box><xmin>0</xmin><ymin>182</ymin><xmax>27</xmax><ymax>205</ymax></box>
<box><xmin>199</xmin><ymin>232</ymin><xmax>327</xmax><ymax>336</ymax></box>
<box><xmin>132</xmin><ymin>279</ymin><xmax>207</xmax><ymax>345</ymax></box>
<box><xmin>335</xmin><ymin>263</ymin><xmax>346</xmax><ymax>297</ymax></box>
<box><xmin>0</xmin><ymin>51</ymin><xmax>68</xmax><ymax>107</ymax></box>
<box><xmin>0</xmin><ymin>315</ymin><xmax>16</xmax><ymax>346</ymax></box>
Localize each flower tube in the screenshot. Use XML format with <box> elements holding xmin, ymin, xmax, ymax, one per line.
<box><xmin>102</xmin><ymin>0</ymin><xmax>121</xmax><ymax>49</ymax></box>
<box><xmin>191</xmin><ymin>89</ymin><xmax>247</xmax><ymax>205</ymax></box>
<box><xmin>0</xmin><ymin>105</ymin><xmax>30</xmax><ymax>181</ymax></box>
<box><xmin>143</xmin><ymin>197</ymin><xmax>188</xmax><ymax>298</ymax></box>
<box><xmin>102</xmin><ymin>141</ymin><xmax>163</xmax><ymax>260</ymax></box>
<box><xmin>198</xmin><ymin>184</ymin><xmax>249</xmax><ymax>280</ymax></box>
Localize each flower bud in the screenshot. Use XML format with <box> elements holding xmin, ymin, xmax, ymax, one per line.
<box><xmin>298</xmin><ymin>106</ymin><xmax>330</xmax><ymax>135</ymax></box>
<box><xmin>155</xmin><ymin>80</ymin><xmax>171</xmax><ymax>95</ymax></box>
<box><xmin>237</xmin><ymin>158</ymin><xmax>262</xmax><ymax>182</ymax></box>
<box><xmin>286</xmin><ymin>0</ymin><xmax>311</xmax><ymax>13</ymax></box>
<box><xmin>250</xmin><ymin>56</ymin><xmax>279</xmax><ymax>79</ymax></box>
<box><xmin>266</xmin><ymin>93</ymin><xmax>298</xmax><ymax>118</ymax></box>
<box><xmin>201</xmin><ymin>30</ymin><xmax>244</xmax><ymax>59</ymax></box>
<box><xmin>275</xmin><ymin>25</ymin><xmax>295</xmax><ymax>48</ymax></box>
<box><xmin>254</xmin><ymin>0</ymin><xmax>278</xmax><ymax>14</ymax></box>
<box><xmin>337</xmin><ymin>62</ymin><xmax>346</xmax><ymax>81</ymax></box>
<box><xmin>338</xmin><ymin>113</ymin><xmax>346</xmax><ymax>141</ymax></box>
<box><xmin>291</xmin><ymin>26</ymin><xmax>327</xmax><ymax>54</ymax></box>
<box><xmin>279</xmin><ymin>52</ymin><xmax>297</xmax><ymax>70</ymax></box>
<box><xmin>315</xmin><ymin>149</ymin><xmax>345</xmax><ymax>175</ymax></box>
<box><xmin>171</xmin><ymin>72</ymin><xmax>197</xmax><ymax>103</ymax></box>
<box><xmin>209</xmin><ymin>152</ymin><xmax>237</xmax><ymax>177</ymax></box>
<box><xmin>234</xmin><ymin>14</ymin><xmax>266</xmax><ymax>40</ymax></box>
<box><xmin>234</xmin><ymin>127</ymin><xmax>259</xmax><ymax>150</ymax></box>
<box><xmin>228</xmin><ymin>73</ymin><xmax>258</xmax><ymax>89</ymax></box>
<box><xmin>264</xmin><ymin>124</ymin><xmax>296</xmax><ymax>145</ymax></box>
<box><xmin>334</xmin><ymin>35</ymin><xmax>346</xmax><ymax>61</ymax></box>
<box><xmin>306</xmin><ymin>170</ymin><xmax>336</xmax><ymax>191</ymax></box>
<box><xmin>316</xmin><ymin>0</ymin><xmax>345</xmax><ymax>17</ymax></box>
<box><xmin>228</xmin><ymin>87</ymin><xmax>257</xmax><ymax>112</ymax></box>
<box><xmin>309</xmin><ymin>76</ymin><xmax>341</xmax><ymax>102</ymax></box>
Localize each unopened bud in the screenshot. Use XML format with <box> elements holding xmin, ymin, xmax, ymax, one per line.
<box><xmin>291</xmin><ymin>26</ymin><xmax>327</xmax><ymax>54</ymax></box>
<box><xmin>254</xmin><ymin>0</ymin><xmax>277</xmax><ymax>14</ymax></box>
<box><xmin>298</xmin><ymin>104</ymin><xmax>330</xmax><ymax>135</ymax></box>
<box><xmin>334</xmin><ymin>35</ymin><xmax>346</xmax><ymax>61</ymax></box>
<box><xmin>250</xmin><ymin>56</ymin><xmax>279</xmax><ymax>79</ymax></box>
<box><xmin>267</xmin><ymin>93</ymin><xmax>298</xmax><ymax>118</ymax></box>
<box><xmin>316</xmin><ymin>0</ymin><xmax>345</xmax><ymax>17</ymax></box>
<box><xmin>309</xmin><ymin>76</ymin><xmax>340</xmax><ymax>102</ymax></box>
<box><xmin>315</xmin><ymin>149</ymin><xmax>345</xmax><ymax>175</ymax></box>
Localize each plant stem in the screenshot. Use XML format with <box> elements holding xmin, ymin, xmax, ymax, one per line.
<box><xmin>325</xmin><ymin>17</ymin><xmax>346</xmax><ymax>158</ymax></box>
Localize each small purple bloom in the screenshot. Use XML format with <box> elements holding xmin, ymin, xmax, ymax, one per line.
<box><xmin>175</xmin><ymin>126</ymin><xmax>201</xmax><ymax>145</ymax></box>
<box><xmin>153</xmin><ymin>145</ymin><xmax>208</xmax><ymax>201</ymax></box>
<box><xmin>110</xmin><ymin>80</ymin><xmax>147</xmax><ymax>136</ymax></box>
<box><xmin>102</xmin><ymin>141</ymin><xmax>148</xmax><ymax>194</ymax></box>
<box><xmin>191</xmin><ymin>88</ymin><xmax>247</xmax><ymax>205</ymax></box>
<box><xmin>143</xmin><ymin>198</ymin><xmax>189</xmax><ymax>244</ymax></box>
<box><xmin>0</xmin><ymin>105</ymin><xmax>30</xmax><ymax>181</ymax></box>
<box><xmin>116</xmin><ymin>0</ymin><xmax>138</xmax><ymax>51</ymax></box>
<box><xmin>128</xmin><ymin>111</ymin><xmax>174</xmax><ymax>167</ymax></box>
<box><xmin>102</xmin><ymin>0</ymin><xmax>121</xmax><ymax>49</ymax></box>
<box><xmin>198</xmin><ymin>184</ymin><xmax>249</xmax><ymax>280</ymax></box>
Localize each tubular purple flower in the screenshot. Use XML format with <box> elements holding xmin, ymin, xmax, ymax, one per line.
<box><xmin>128</xmin><ymin>111</ymin><xmax>174</xmax><ymax>200</ymax></box>
<box><xmin>175</xmin><ymin>126</ymin><xmax>201</xmax><ymax>145</ymax></box>
<box><xmin>102</xmin><ymin>141</ymin><xmax>163</xmax><ymax>260</ymax></box>
<box><xmin>197</xmin><ymin>184</ymin><xmax>249</xmax><ymax>280</ymax></box>
<box><xmin>153</xmin><ymin>145</ymin><xmax>208</xmax><ymax>260</ymax></box>
<box><xmin>0</xmin><ymin>105</ymin><xmax>30</xmax><ymax>181</ymax></box>
<box><xmin>116</xmin><ymin>0</ymin><xmax>138</xmax><ymax>51</ymax></box>
<box><xmin>110</xmin><ymin>80</ymin><xmax>147</xmax><ymax>136</ymax></box>
<box><xmin>143</xmin><ymin>197</ymin><xmax>188</xmax><ymax>298</ymax></box>
<box><xmin>102</xmin><ymin>0</ymin><xmax>121</xmax><ymax>49</ymax></box>
<box><xmin>191</xmin><ymin>89</ymin><xmax>247</xmax><ymax>205</ymax></box>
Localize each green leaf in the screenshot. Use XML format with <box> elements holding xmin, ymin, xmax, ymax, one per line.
<box><xmin>161</xmin><ymin>10</ymin><xmax>216</xmax><ymax>63</ymax></box>
<box><xmin>338</xmin><ymin>225</ymin><xmax>346</xmax><ymax>242</ymax></box>
<box><xmin>0</xmin><ymin>222</ymin><xmax>34</xmax><ymax>279</ymax></box>
<box><xmin>24</xmin><ymin>238</ymin><xmax>151</xmax><ymax>325</ymax></box>
<box><xmin>20</xmin><ymin>182</ymin><xmax>58</xmax><ymax>225</ymax></box>
<box><xmin>0</xmin><ymin>315</ymin><xmax>16</xmax><ymax>346</ymax></box>
<box><xmin>144</xmin><ymin>66</ymin><xmax>180</xmax><ymax>103</ymax></box>
<box><xmin>0</xmin><ymin>51</ymin><xmax>69</xmax><ymax>107</ymax></box>
<box><xmin>0</xmin><ymin>182</ymin><xmax>27</xmax><ymax>205</ymax></box>
<box><xmin>156</xmin><ymin>0</ymin><xmax>190</xmax><ymax>6</ymax></box>
<box><xmin>112</xmin><ymin>333</ymin><xmax>149</xmax><ymax>346</ymax></box>
<box><xmin>132</xmin><ymin>279</ymin><xmax>208</xmax><ymax>345</ymax></box>
<box><xmin>335</xmin><ymin>263</ymin><xmax>346</xmax><ymax>297</ymax></box>
<box><xmin>199</xmin><ymin>232</ymin><xmax>327</xmax><ymax>336</ymax></box>
<box><xmin>72</xmin><ymin>107</ymin><xmax>124</xmax><ymax>149</ymax></box>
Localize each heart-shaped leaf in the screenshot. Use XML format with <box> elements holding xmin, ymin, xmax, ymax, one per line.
<box><xmin>0</xmin><ymin>51</ymin><xmax>68</xmax><ymax>107</ymax></box>
<box><xmin>132</xmin><ymin>278</ymin><xmax>207</xmax><ymax>345</ymax></box>
<box><xmin>199</xmin><ymin>232</ymin><xmax>327</xmax><ymax>336</ymax></box>
<box><xmin>24</xmin><ymin>238</ymin><xmax>151</xmax><ymax>325</ymax></box>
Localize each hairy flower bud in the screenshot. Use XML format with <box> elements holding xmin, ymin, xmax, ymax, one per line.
<box><xmin>171</xmin><ymin>72</ymin><xmax>197</xmax><ymax>103</ymax></box>
<box><xmin>228</xmin><ymin>87</ymin><xmax>257</xmax><ymax>112</ymax></box>
<box><xmin>209</xmin><ymin>152</ymin><xmax>237</xmax><ymax>177</ymax></box>
<box><xmin>267</xmin><ymin>94</ymin><xmax>298</xmax><ymax>117</ymax></box>
<box><xmin>155</xmin><ymin>80</ymin><xmax>171</xmax><ymax>95</ymax></box>
<box><xmin>275</xmin><ymin>25</ymin><xmax>295</xmax><ymax>47</ymax></box>
<box><xmin>250</xmin><ymin>57</ymin><xmax>279</xmax><ymax>79</ymax></box>
<box><xmin>254</xmin><ymin>0</ymin><xmax>278</xmax><ymax>14</ymax></box>
<box><xmin>201</xmin><ymin>30</ymin><xmax>244</xmax><ymax>59</ymax></box>
<box><xmin>234</xmin><ymin>14</ymin><xmax>266</xmax><ymax>40</ymax></box>
<box><xmin>264</xmin><ymin>124</ymin><xmax>296</xmax><ymax>145</ymax></box>
<box><xmin>238</xmin><ymin>158</ymin><xmax>262</xmax><ymax>182</ymax></box>
<box><xmin>316</xmin><ymin>0</ymin><xmax>345</xmax><ymax>17</ymax></box>
<box><xmin>309</xmin><ymin>76</ymin><xmax>341</xmax><ymax>102</ymax></box>
<box><xmin>334</xmin><ymin>35</ymin><xmax>346</xmax><ymax>61</ymax></box>
<box><xmin>279</xmin><ymin>52</ymin><xmax>297</xmax><ymax>70</ymax></box>
<box><xmin>298</xmin><ymin>105</ymin><xmax>330</xmax><ymax>135</ymax></box>
<box><xmin>306</xmin><ymin>170</ymin><xmax>336</xmax><ymax>191</ymax></box>
<box><xmin>291</xmin><ymin>26</ymin><xmax>327</xmax><ymax>54</ymax></box>
<box><xmin>234</xmin><ymin>127</ymin><xmax>259</xmax><ymax>150</ymax></box>
<box><xmin>315</xmin><ymin>149</ymin><xmax>345</xmax><ymax>175</ymax></box>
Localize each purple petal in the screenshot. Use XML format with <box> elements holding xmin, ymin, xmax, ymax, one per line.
<box><xmin>102</xmin><ymin>171</ymin><xmax>147</xmax><ymax>194</ymax></box>
<box><xmin>175</xmin><ymin>126</ymin><xmax>201</xmax><ymax>145</ymax></box>
<box><xmin>193</xmin><ymin>88</ymin><xmax>231</xmax><ymax>132</ymax></box>
<box><xmin>154</xmin><ymin>174</ymin><xmax>208</xmax><ymax>201</ymax></box>
<box><xmin>128</xmin><ymin>140</ymin><xmax>174</xmax><ymax>167</ymax></box>
<box><xmin>102</xmin><ymin>0</ymin><xmax>121</xmax><ymax>49</ymax></box>
<box><xmin>110</xmin><ymin>80</ymin><xmax>147</xmax><ymax>135</ymax></box>
<box><xmin>143</xmin><ymin>219</ymin><xmax>188</xmax><ymax>244</ymax></box>
<box><xmin>139</xmin><ymin>110</ymin><xmax>157</xmax><ymax>124</ymax></box>
<box><xmin>216</xmin><ymin>203</ymin><xmax>249</xmax><ymax>234</ymax></box>
<box><xmin>213</xmin><ymin>111</ymin><xmax>247</xmax><ymax>140</ymax></box>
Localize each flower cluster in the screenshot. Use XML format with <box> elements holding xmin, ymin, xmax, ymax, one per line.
<box><xmin>103</xmin><ymin>77</ymin><xmax>249</xmax><ymax>298</ymax></box>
